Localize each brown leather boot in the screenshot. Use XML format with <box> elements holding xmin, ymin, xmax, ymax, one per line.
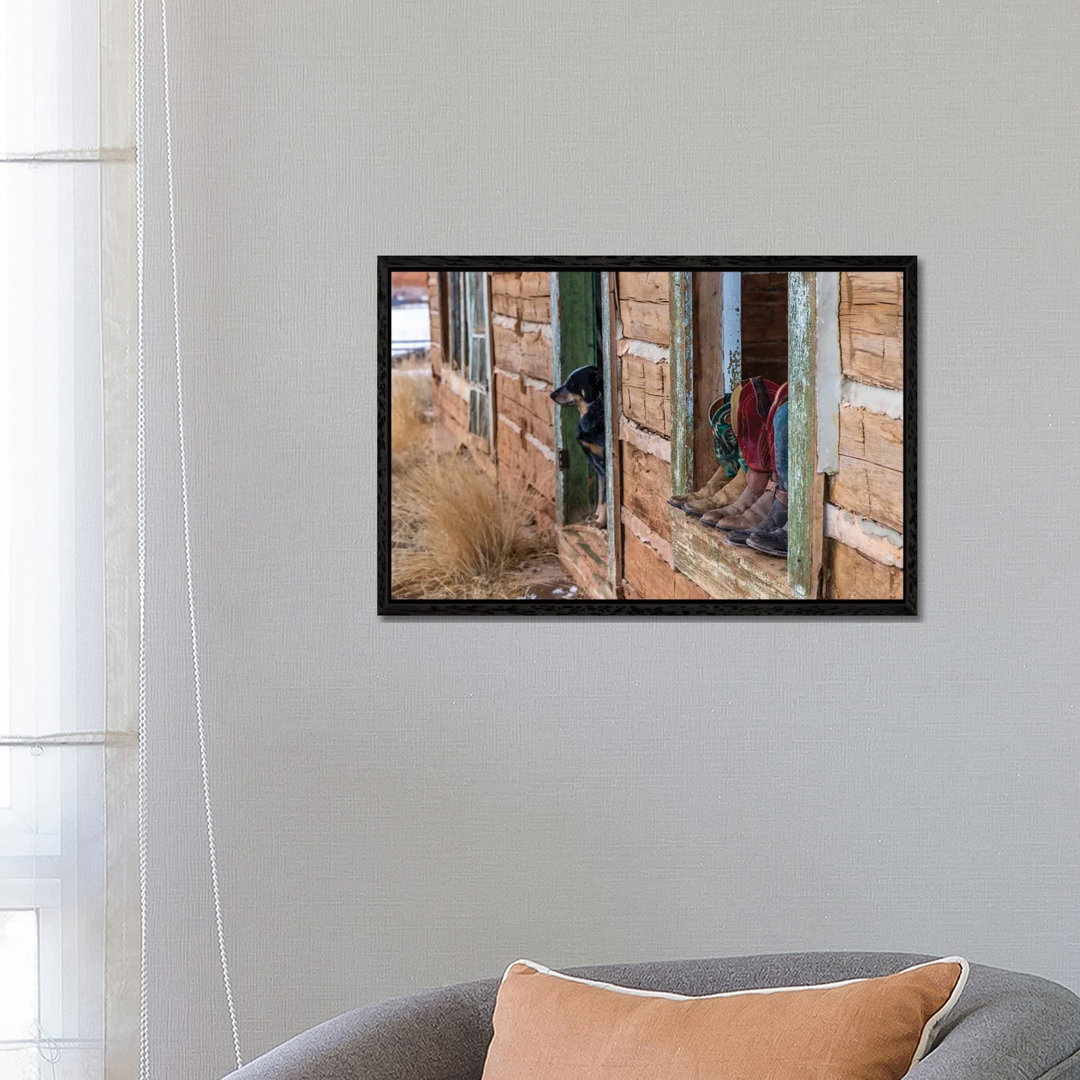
<box><xmin>668</xmin><ymin>463</ymin><xmax>734</xmax><ymax>509</ymax></box>
<box><xmin>681</xmin><ymin>468</ymin><xmax>747</xmax><ymax>516</ymax></box>
<box><xmin>700</xmin><ymin>470</ymin><xmax>768</xmax><ymax>526</ymax></box>
<box><xmin>715</xmin><ymin>486</ymin><xmax>776</xmax><ymax>531</ymax></box>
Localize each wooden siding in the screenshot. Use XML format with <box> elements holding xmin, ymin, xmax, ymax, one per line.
<box><xmin>620</xmin><ymin>441</ymin><xmax>672</xmax><ymax>543</ymax></box>
<box><xmin>495</xmin><ymin>419</ymin><xmax>555</xmax><ymax>503</ymax></box>
<box><xmin>617</xmin><ymin>272</ymin><xmax>670</xmax><ymax>304</ymax></box>
<box><xmin>837</xmin><ymin>403</ymin><xmax>902</xmax><ymax>473</ymax></box>
<box><xmin>491</xmin><ymin>321</ymin><xmax>552</xmax><ymax>383</ymax></box>
<box><xmin>491</xmin><ymin>271</ymin><xmax>550</xmax><ymax>299</ymax></box>
<box><xmin>825</xmin><ymin>270</ymin><xmax>905</xmax><ymax>598</ymax></box>
<box><xmin>433</xmin><ymin>377</ymin><xmax>469</xmax><ymax>445</ymax></box>
<box><xmin>839</xmin><ymin>271</ymin><xmax>903</xmax><ymax>389</ymax></box>
<box><xmin>828</xmin><ymin>456</ymin><xmax>903</xmax><ymax>534</ymax></box>
<box><xmin>618</xmin><ymin>297</ymin><xmax>670</xmax><ymax>346</ymax></box>
<box><xmin>622</xmin><ymin>527</ymin><xmax>709</xmax><ymax>601</ymax></box>
<box><xmin>825</xmin><ymin>538</ymin><xmax>903</xmax><ymax>600</ymax></box>
<box><xmin>490</xmin><ymin>273</ymin><xmax>556</xmax><ymax>519</ymax></box>
<box><xmin>494</xmin><ymin>371</ymin><xmax>554</xmax><ymax>448</ymax></box>
<box><xmin>619</xmin><ymin>343</ymin><xmax>670</xmax><ymax>436</ymax></box>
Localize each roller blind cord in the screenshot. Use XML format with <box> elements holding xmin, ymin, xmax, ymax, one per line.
<box><xmin>134</xmin><ymin>0</ymin><xmax>244</xmax><ymax>1072</ymax></box>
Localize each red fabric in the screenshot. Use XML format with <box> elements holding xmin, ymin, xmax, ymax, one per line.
<box><xmin>766</xmin><ymin>382</ymin><xmax>789</xmax><ymax>475</ymax></box>
<box><xmin>735</xmin><ymin>377</ymin><xmax>781</xmax><ymax>472</ymax></box>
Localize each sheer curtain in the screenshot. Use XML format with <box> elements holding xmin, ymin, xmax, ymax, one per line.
<box><xmin>1</xmin><ymin>2</ymin><xmax>137</xmax><ymax>1078</ymax></box>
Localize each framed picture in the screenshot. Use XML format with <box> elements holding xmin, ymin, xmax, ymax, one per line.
<box><xmin>378</xmin><ymin>257</ymin><xmax>915</xmax><ymax>616</ymax></box>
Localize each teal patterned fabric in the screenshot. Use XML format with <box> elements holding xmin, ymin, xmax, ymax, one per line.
<box><xmin>709</xmin><ymin>394</ymin><xmax>745</xmax><ymax>478</ymax></box>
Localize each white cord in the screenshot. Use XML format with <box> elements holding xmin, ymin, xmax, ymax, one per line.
<box><xmin>133</xmin><ymin>0</ymin><xmax>151</xmax><ymax>1073</ymax></box>
<box><xmin>158</xmin><ymin>0</ymin><xmax>244</xmax><ymax>1067</ymax></box>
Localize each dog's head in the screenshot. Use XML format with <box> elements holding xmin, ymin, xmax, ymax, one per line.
<box><xmin>551</xmin><ymin>365</ymin><xmax>603</xmax><ymax>407</ymax></box>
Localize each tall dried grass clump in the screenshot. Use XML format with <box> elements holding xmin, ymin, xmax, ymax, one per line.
<box><xmin>390</xmin><ymin>371</ymin><xmax>432</xmax><ymax>460</ymax></box>
<box><xmin>392</xmin><ymin>452</ymin><xmax>544</xmax><ymax>600</ymax></box>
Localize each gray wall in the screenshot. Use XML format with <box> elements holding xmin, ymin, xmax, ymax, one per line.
<box><xmin>139</xmin><ymin>2</ymin><xmax>1080</xmax><ymax>1076</ymax></box>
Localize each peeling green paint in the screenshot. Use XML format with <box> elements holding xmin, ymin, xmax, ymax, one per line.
<box><xmin>551</xmin><ymin>272</ymin><xmax>597</xmax><ymax>527</ymax></box>
<box><xmin>787</xmin><ymin>271</ymin><xmax>818</xmax><ymax>598</ymax></box>
<box><xmin>669</xmin><ymin>272</ymin><xmax>694</xmax><ymax>495</ymax></box>
<box><xmin>599</xmin><ymin>272</ymin><xmax>620</xmax><ymax>591</ymax></box>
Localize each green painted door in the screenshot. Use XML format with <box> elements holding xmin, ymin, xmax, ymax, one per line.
<box><xmin>551</xmin><ymin>272</ymin><xmax>602</xmax><ymax>526</ymax></box>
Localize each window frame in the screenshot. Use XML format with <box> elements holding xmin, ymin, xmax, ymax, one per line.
<box><xmin>668</xmin><ymin>271</ymin><xmax>829</xmax><ymax>600</ymax></box>
<box><xmin>549</xmin><ymin>271</ymin><xmax>621</xmax><ymax>596</ymax></box>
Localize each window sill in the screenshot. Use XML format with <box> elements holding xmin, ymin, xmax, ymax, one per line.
<box><xmin>557</xmin><ymin>523</ymin><xmax>615</xmax><ymax>599</ymax></box>
<box><xmin>669</xmin><ymin>510</ymin><xmax>794</xmax><ymax>600</ymax></box>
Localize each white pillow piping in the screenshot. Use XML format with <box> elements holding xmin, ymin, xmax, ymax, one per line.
<box><xmin>501</xmin><ymin>955</ymin><xmax>970</xmax><ymax>1068</ymax></box>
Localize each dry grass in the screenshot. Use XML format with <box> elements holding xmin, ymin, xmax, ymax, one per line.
<box><xmin>390</xmin><ymin>370</ymin><xmax>433</xmax><ymax>460</ymax></box>
<box><xmin>389</xmin><ymin>369</ymin><xmax>553</xmax><ymax>599</ymax></box>
<box><xmin>392</xmin><ymin>452</ymin><xmax>549</xmax><ymax>601</ymax></box>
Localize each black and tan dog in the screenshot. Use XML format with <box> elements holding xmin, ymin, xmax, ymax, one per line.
<box><xmin>550</xmin><ymin>365</ymin><xmax>607</xmax><ymax>527</ymax></box>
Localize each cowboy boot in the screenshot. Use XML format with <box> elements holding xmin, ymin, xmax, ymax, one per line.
<box><xmin>700</xmin><ymin>470</ymin><xmax>768</xmax><ymax>526</ymax></box>
<box><xmin>724</xmin><ymin>497</ymin><xmax>787</xmax><ymax>548</ymax></box>
<box><xmin>668</xmin><ymin>460</ymin><xmax>742</xmax><ymax>509</ymax></box>
<box><xmin>681</xmin><ymin>468</ymin><xmax>747</xmax><ymax>516</ymax></box>
<box><xmin>746</xmin><ymin>512</ymin><xmax>788</xmax><ymax>557</ymax></box>
<box><xmin>715</xmin><ymin>485</ymin><xmax>776</xmax><ymax>531</ymax></box>
<box><xmin>668</xmin><ymin>462</ymin><xmax>731</xmax><ymax>509</ymax></box>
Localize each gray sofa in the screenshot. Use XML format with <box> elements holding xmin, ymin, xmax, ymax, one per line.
<box><xmin>223</xmin><ymin>952</ymin><xmax>1080</xmax><ymax>1079</ymax></box>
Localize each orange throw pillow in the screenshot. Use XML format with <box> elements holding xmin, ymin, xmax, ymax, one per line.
<box><xmin>481</xmin><ymin>957</ymin><xmax>968</xmax><ymax>1080</ymax></box>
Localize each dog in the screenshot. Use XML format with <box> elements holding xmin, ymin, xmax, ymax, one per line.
<box><xmin>550</xmin><ymin>365</ymin><xmax>607</xmax><ymax>527</ymax></box>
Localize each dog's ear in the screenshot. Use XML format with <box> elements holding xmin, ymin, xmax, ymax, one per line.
<box><xmin>586</xmin><ymin>365</ymin><xmax>603</xmax><ymax>401</ymax></box>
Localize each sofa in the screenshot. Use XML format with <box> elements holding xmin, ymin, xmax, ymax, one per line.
<box><xmin>223</xmin><ymin>951</ymin><xmax>1080</xmax><ymax>1079</ymax></box>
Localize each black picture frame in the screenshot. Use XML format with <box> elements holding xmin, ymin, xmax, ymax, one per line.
<box><xmin>378</xmin><ymin>256</ymin><xmax>916</xmax><ymax>617</ymax></box>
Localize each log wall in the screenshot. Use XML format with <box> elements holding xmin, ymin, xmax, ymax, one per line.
<box><xmin>824</xmin><ymin>271</ymin><xmax>905</xmax><ymax>600</ymax></box>
<box><xmin>489</xmin><ymin>272</ymin><xmax>557</xmax><ymax>523</ymax></box>
<box><xmin>614</xmin><ymin>272</ymin><xmax>703</xmax><ymax>600</ymax></box>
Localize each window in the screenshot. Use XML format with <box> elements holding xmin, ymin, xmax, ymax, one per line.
<box><xmin>1</xmin><ymin>2</ymin><xmax>124</xmax><ymax>1076</ymax></box>
<box><xmin>464</xmin><ymin>272</ymin><xmax>492</xmax><ymax>441</ymax></box>
<box><xmin>668</xmin><ymin>271</ymin><xmax>833</xmax><ymax>599</ymax></box>
<box><xmin>442</xmin><ymin>272</ymin><xmax>494</xmax><ymax>446</ymax></box>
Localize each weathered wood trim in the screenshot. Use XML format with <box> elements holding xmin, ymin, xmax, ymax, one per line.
<box><xmin>670</xmin><ymin>512</ymin><xmax>793</xmax><ymax>600</ymax></box>
<box><xmin>600</xmin><ymin>272</ymin><xmax>623</xmax><ymax>596</ymax></box>
<box><xmin>619</xmin><ymin>416</ymin><xmax>672</xmax><ymax>463</ymax></box>
<box><xmin>815</xmin><ymin>271</ymin><xmax>841</xmax><ymax>475</ymax></box>
<box><xmin>622</xmin><ymin>506</ymin><xmax>674</xmax><ymax>568</ymax></box>
<box><xmin>669</xmin><ymin>271</ymin><xmax>693</xmax><ymax>496</ymax></box>
<box><xmin>722</xmin><ymin>271</ymin><xmax>742</xmax><ymax>394</ymax></box>
<box><xmin>787</xmin><ymin>271</ymin><xmax>823</xmax><ymax>598</ymax></box>
<box><xmin>558</xmin><ymin>524</ymin><xmax>616</xmax><ymax>600</ymax></box>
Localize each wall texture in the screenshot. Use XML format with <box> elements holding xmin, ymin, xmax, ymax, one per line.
<box><xmin>138</xmin><ymin>1</ymin><xmax>1080</xmax><ymax>1076</ymax></box>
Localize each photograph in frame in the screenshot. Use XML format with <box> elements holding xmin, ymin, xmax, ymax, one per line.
<box><xmin>378</xmin><ymin>258</ymin><xmax>915</xmax><ymax>616</ymax></box>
